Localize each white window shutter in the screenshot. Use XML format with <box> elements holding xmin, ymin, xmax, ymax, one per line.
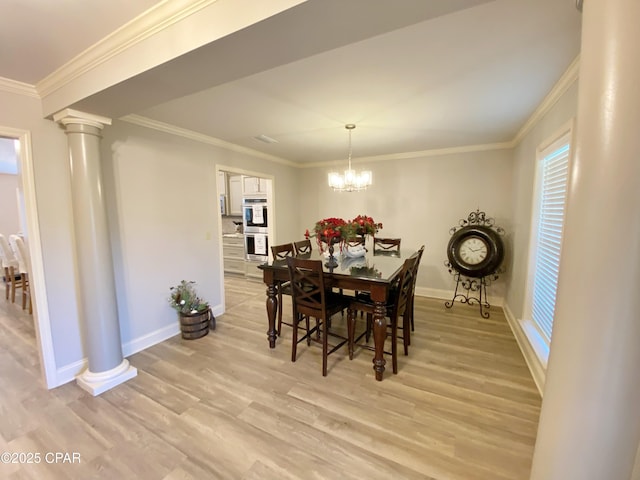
<box><xmin>531</xmin><ymin>144</ymin><xmax>570</xmax><ymax>341</ymax></box>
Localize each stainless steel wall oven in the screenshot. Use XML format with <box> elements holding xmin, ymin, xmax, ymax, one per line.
<box><xmin>243</xmin><ymin>197</ymin><xmax>269</xmax><ymax>261</ymax></box>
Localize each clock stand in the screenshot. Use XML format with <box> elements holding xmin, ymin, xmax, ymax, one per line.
<box><xmin>445</xmin><ymin>271</ymin><xmax>498</xmax><ymax>319</ymax></box>
<box><xmin>444</xmin><ymin>209</ymin><xmax>505</xmax><ymax>319</ymax></box>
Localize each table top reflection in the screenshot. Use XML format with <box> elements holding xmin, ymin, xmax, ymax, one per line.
<box><xmin>259</xmin><ymin>247</ymin><xmax>408</xmax><ymax>284</ymax></box>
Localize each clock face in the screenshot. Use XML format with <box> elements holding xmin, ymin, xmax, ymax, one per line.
<box><xmin>446</xmin><ymin>225</ymin><xmax>505</xmax><ymax>278</ymax></box>
<box><xmin>459</xmin><ymin>236</ymin><xmax>488</xmax><ymax>265</ymax></box>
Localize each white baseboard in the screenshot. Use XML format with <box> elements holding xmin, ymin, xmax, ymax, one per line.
<box><xmin>55</xmin><ymin>358</ymin><xmax>88</xmax><ymax>387</ymax></box>
<box><xmin>415</xmin><ymin>286</ymin><xmax>504</xmax><ymax>307</ymax></box>
<box><xmin>121</xmin><ymin>322</ymin><xmax>180</xmax><ymax>358</ymax></box>
<box><xmin>211</xmin><ymin>303</ymin><xmax>224</xmax><ymax>318</ymax></box>
<box><xmin>53</xmin><ymin>301</ymin><xmax>224</xmax><ymax>388</ymax></box>
<box><xmin>503</xmin><ymin>303</ymin><xmax>545</xmax><ymax>396</ymax></box>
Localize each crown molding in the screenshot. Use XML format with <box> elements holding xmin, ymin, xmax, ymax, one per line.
<box><xmin>0</xmin><ymin>77</ymin><xmax>39</xmax><ymax>98</ymax></box>
<box><xmin>122</xmin><ymin>114</ymin><xmax>514</xmax><ymax>168</ymax></box>
<box><xmin>302</xmin><ymin>141</ymin><xmax>514</xmax><ymax>168</ymax></box>
<box><xmin>511</xmin><ymin>54</ymin><xmax>580</xmax><ymax>147</ymax></box>
<box><xmin>120</xmin><ymin>114</ymin><xmax>296</xmax><ymax>167</ymax></box>
<box><xmin>37</xmin><ymin>0</ymin><xmax>219</xmax><ymax>97</ymax></box>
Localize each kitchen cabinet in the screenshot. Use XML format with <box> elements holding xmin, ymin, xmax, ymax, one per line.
<box><xmin>228</xmin><ymin>175</ymin><xmax>243</xmax><ymax>216</ymax></box>
<box><xmin>245</xmin><ymin>260</ymin><xmax>263</xmax><ymax>280</ymax></box>
<box><xmin>222</xmin><ymin>234</ymin><xmax>245</xmax><ymax>274</ymax></box>
<box><xmin>217</xmin><ymin>171</ymin><xmax>226</xmax><ymax>194</ymax></box>
<box><xmin>242</xmin><ymin>176</ymin><xmax>268</xmax><ymax>195</ymax></box>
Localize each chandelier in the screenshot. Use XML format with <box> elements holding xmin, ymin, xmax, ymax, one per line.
<box><xmin>327</xmin><ymin>124</ymin><xmax>372</xmax><ymax>192</ymax></box>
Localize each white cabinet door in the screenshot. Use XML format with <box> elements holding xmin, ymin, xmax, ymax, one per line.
<box><xmin>258</xmin><ymin>178</ymin><xmax>268</xmax><ymax>193</ymax></box>
<box><xmin>228</xmin><ymin>175</ymin><xmax>243</xmax><ymax>216</ymax></box>
<box><xmin>217</xmin><ymin>172</ymin><xmax>226</xmax><ymax>194</ymax></box>
<box><xmin>242</xmin><ymin>176</ymin><xmax>258</xmax><ymax>194</ymax></box>
<box><xmin>243</xmin><ymin>176</ymin><xmax>268</xmax><ymax>194</ymax></box>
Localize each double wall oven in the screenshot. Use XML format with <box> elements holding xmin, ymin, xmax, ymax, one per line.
<box><xmin>243</xmin><ymin>197</ymin><xmax>269</xmax><ymax>261</ymax></box>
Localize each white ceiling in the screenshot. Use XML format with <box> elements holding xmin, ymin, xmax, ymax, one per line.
<box><xmin>0</xmin><ymin>0</ymin><xmax>582</xmax><ymax>165</ymax></box>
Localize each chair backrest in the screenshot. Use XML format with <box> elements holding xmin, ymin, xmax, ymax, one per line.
<box><xmin>9</xmin><ymin>234</ymin><xmax>29</xmax><ymax>273</ymax></box>
<box><xmin>373</xmin><ymin>237</ymin><xmax>401</xmax><ymax>252</ymax></box>
<box><xmin>408</xmin><ymin>245</ymin><xmax>425</xmax><ymax>295</ymax></box>
<box><xmin>286</xmin><ymin>257</ymin><xmax>329</xmax><ymax>319</ymax></box>
<box><xmin>0</xmin><ymin>234</ymin><xmax>18</xmax><ymax>269</ymax></box>
<box><xmin>345</xmin><ymin>236</ymin><xmax>365</xmax><ymax>247</ymax></box>
<box><xmin>294</xmin><ymin>239</ymin><xmax>312</xmax><ymax>255</ymax></box>
<box><xmin>271</xmin><ymin>243</ymin><xmax>295</xmax><ymax>260</ymax></box>
<box><xmin>390</xmin><ymin>255</ymin><xmax>418</xmax><ymax>319</ymax></box>
<box><xmin>409</xmin><ymin>245</ymin><xmax>425</xmax><ymax>272</ymax></box>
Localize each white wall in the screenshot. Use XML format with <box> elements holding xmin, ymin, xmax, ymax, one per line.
<box><xmin>298</xmin><ymin>148</ymin><xmax>514</xmax><ymax>300</ymax></box>
<box><xmin>0</xmin><ymin>89</ymin><xmax>83</xmax><ymax>377</ymax></box>
<box><xmin>0</xmin><ymin>174</ymin><xmax>20</xmax><ymax>235</ymax></box>
<box><xmin>505</xmin><ymin>81</ymin><xmax>579</xmax><ymax>320</ymax></box>
<box><xmin>501</xmin><ymin>81</ymin><xmax>579</xmax><ymax>392</ymax></box>
<box><xmin>100</xmin><ymin>120</ymin><xmax>299</xmax><ymax>352</ymax></box>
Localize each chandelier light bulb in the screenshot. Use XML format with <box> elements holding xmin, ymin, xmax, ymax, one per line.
<box><xmin>328</xmin><ymin>124</ymin><xmax>372</xmax><ymax>192</ymax></box>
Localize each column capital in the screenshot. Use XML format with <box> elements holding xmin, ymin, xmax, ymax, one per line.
<box><xmin>53</xmin><ymin>108</ymin><xmax>112</xmax><ymax>130</ymax></box>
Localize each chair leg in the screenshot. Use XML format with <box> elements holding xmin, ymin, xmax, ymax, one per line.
<box><xmin>3</xmin><ymin>266</ymin><xmax>9</xmax><ymax>300</ymax></box>
<box><xmin>276</xmin><ymin>285</ymin><xmax>283</xmax><ymax>336</ymax></box>
<box><xmin>322</xmin><ymin>317</ymin><xmax>328</xmax><ymax>377</ymax></box>
<box><xmin>391</xmin><ymin>316</ymin><xmax>398</xmax><ymax>374</ymax></box>
<box><xmin>402</xmin><ymin>311</ymin><xmax>410</xmax><ymax>356</ymax></box>
<box><xmin>22</xmin><ymin>274</ymin><xmax>27</xmax><ymax>310</ymax></box>
<box><xmin>9</xmin><ymin>266</ymin><xmax>16</xmax><ymax>303</ymax></box>
<box><xmin>347</xmin><ymin>309</ymin><xmax>355</xmax><ymax>360</ymax></box>
<box><xmin>291</xmin><ymin>313</ymin><xmax>299</xmax><ymax>362</ymax></box>
<box><xmin>25</xmin><ymin>273</ymin><xmax>32</xmax><ymax>314</ymax></box>
<box><xmin>365</xmin><ymin>313</ymin><xmax>372</xmax><ymax>343</ymax></box>
<box><xmin>410</xmin><ymin>303</ymin><xmax>415</xmax><ymax>332</ymax></box>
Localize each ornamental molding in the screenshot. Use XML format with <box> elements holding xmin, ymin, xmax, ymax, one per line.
<box><xmin>37</xmin><ymin>0</ymin><xmax>220</xmax><ymax>97</ymax></box>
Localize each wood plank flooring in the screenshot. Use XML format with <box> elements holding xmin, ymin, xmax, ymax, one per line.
<box><xmin>0</xmin><ymin>276</ymin><xmax>541</xmax><ymax>479</ymax></box>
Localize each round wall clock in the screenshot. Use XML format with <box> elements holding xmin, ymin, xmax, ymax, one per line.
<box><xmin>447</xmin><ymin>225</ymin><xmax>504</xmax><ymax>278</ymax></box>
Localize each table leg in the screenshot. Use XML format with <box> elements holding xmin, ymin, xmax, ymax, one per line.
<box><xmin>266</xmin><ymin>283</ymin><xmax>278</xmax><ymax>348</ymax></box>
<box><xmin>372</xmin><ymin>301</ymin><xmax>387</xmax><ymax>380</ymax></box>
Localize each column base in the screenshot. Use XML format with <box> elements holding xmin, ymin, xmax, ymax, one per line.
<box><xmin>76</xmin><ymin>359</ymin><xmax>137</xmax><ymax>396</ymax></box>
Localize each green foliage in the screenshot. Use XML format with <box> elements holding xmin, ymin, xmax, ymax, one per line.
<box><xmin>168</xmin><ymin>280</ymin><xmax>209</xmax><ymax>314</ymax></box>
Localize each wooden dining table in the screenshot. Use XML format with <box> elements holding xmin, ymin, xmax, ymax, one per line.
<box><xmin>258</xmin><ymin>247</ymin><xmax>409</xmax><ymax>381</ymax></box>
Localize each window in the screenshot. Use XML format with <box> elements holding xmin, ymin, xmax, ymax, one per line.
<box><xmin>525</xmin><ymin>128</ymin><xmax>572</xmax><ymax>355</ymax></box>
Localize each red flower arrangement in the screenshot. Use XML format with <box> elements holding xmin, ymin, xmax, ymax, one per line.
<box><xmin>304</xmin><ymin>215</ymin><xmax>383</xmax><ymax>252</ymax></box>
<box><xmin>305</xmin><ymin>217</ymin><xmax>348</xmax><ymax>252</ymax></box>
<box><xmin>348</xmin><ymin>215</ymin><xmax>383</xmax><ymax>237</ymax></box>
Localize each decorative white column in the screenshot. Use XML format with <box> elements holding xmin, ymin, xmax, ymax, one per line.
<box><xmin>53</xmin><ymin>108</ymin><xmax>137</xmax><ymax>396</ymax></box>
<box><xmin>530</xmin><ymin>1</ymin><xmax>640</xmax><ymax>479</ymax></box>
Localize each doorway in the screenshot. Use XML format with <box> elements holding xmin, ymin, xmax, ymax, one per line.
<box><xmin>215</xmin><ymin>165</ymin><xmax>274</xmax><ymax>311</ymax></box>
<box><xmin>0</xmin><ymin>126</ymin><xmax>55</xmax><ymax>388</ymax></box>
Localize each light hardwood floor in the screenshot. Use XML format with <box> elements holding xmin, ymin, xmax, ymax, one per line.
<box><xmin>0</xmin><ymin>276</ymin><xmax>541</xmax><ymax>479</ymax></box>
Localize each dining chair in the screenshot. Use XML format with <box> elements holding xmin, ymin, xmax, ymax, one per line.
<box><xmin>286</xmin><ymin>257</ymin><xmax>351</xmax><ymax>376</ymax></box>
<box><xmin>345</xmin><ymin>236</ymin><xmax>365</xmax><ymax>247</ymax></box>
<box><xmin>0</xmin><ymin>234</ymin><xmax>19</xmax><ymax>302</ymax></box>
<box><xmin>350</xmin><ymin>245</ymin><xmax>424</xmax><ymax>350</ymax></box>
<box><xmin>346</xmin><ymin>254</ymin><xmax>417</xmax><ymax>373</ymax></box>
<box><xmin>293</xmin><ymin>239</ymin><xmax>312</xmax><ymax>255</ymax></box>
<box><xmin>408</xmin><ymin>245</ymin><xmax>425</xmax><ymax>332</ymax></box>
<box><xmin>9</xmin><ymin>234</ymin><xmax>32</xmax><ymax>313</ymax></box>
<box><xmin>341</xmin><ymin>236</ymin><xmax>367</xmax><ymax>301</ymax></box>
<box><xmin>373</xmin><ymin>237</ymin><xmax>401</xmax><ymax>254</ymax></box>
<box><xmin>270</xmin><ymin>243</ymin><xmax>295</xmax><ymax>336</ymax></box>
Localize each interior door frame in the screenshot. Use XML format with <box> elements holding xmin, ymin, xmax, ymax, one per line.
<box><xmin>1</xmin><ymin>125</ymin><xmax>56</xmax><ymax>388</ymax></box>
<box><xmin>215</xmin><ymin>164</ymin><xmax>275</xmax><ymax>308</ymax></box>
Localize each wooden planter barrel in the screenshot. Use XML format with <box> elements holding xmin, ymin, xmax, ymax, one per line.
<box><xmin>179</xmin><ymin>308</ymin><xmax>215</xmax><ymax>339</ymax></box>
